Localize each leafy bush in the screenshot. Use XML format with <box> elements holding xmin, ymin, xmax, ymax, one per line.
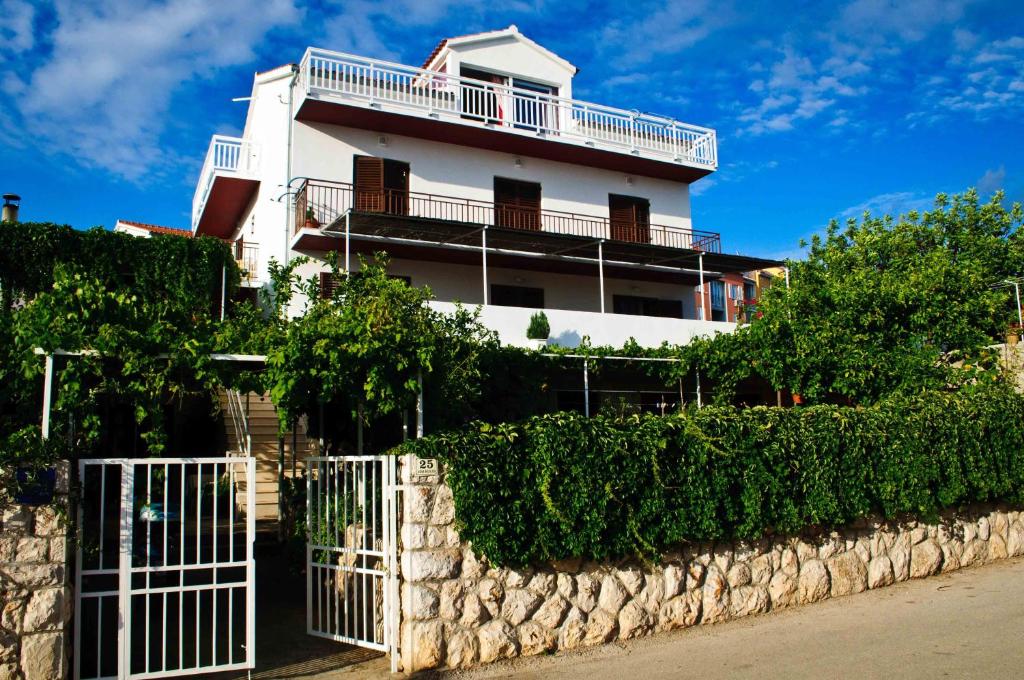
<box><xmin>526</xmin><ymin>311</ymin><xmax>550</xmax><ymax>340</ymax></box>
<box><xmin>406</xmin><ymin>382</ymin><xmax>1024</xmax><ymax>566</ymax></box>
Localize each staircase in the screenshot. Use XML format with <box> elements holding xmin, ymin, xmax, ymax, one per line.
<box><xmin>219</xmin><ymin>389</ymin><xmax>313</xmax><ymax>527</ymax></box>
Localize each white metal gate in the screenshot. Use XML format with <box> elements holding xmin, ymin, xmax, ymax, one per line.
<box><xmin>306</xmin><ymin>455</ymin><xmax>397</xmax><ymax>655</ymax></box>
<box><xmin>74</xmin><ymin>457</ymin><xmax>256</xmax><ymax>679</ymax></box>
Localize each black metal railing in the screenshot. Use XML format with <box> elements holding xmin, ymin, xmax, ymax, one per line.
<box><xmin>294</xmin><ymin>179</ymin><xmax>722</xmax><ymax>253</ymax></box>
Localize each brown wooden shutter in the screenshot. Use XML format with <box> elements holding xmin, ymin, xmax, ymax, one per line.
<box><xmin>609</xmin><ymin>195</ymin><xmax>650</xmax><ymax>244</ymax></box>
<box><xmin>494</xmin><ymin>179</ymin><xmax>541</xmax><ymax>231</ymax></box>
<box><xmin>354</xmin><ymin>156</ymin><xmax>384</xmax><ymax>212</ymax></box>
<box><xmin>319</xmin><ymin>272</ymin><xmax>339</xmax><ymax>299</ymax></box>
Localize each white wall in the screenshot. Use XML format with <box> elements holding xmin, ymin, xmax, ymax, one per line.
<box><xmin>428</xmin><ymin>301</ymin><xmax>733</xmax><ymax>349</ymax></box>
<box><xmin>443</xmin><ymin>34</ymin><xmax>575</xmax><ymax>99</ymax></box>
<box><xmin>291</xmin><ymin>122</ymin><xmax>692</xmax><ymax>230</ymax></box>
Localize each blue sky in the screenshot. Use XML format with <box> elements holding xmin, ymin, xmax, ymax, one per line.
<box><xmin>1</xmin><ymin>0</ymin><xmax>1022</xmax><ymax>260</ymax></box>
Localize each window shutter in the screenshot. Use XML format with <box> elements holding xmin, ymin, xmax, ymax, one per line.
<box><xmin>354</xmin><ymin>156</ymin><xmax>384</xmax><ymax>212</ymax></box>
<box><xmin>608</xmin><ymin>195</ymin><xmax>651</xmax><ymax>244</ymax></box>
<box><xmin>319</xmin><ymin>272</ymin><xmax>339</xmax><ymax>299</ymax></box>
<box><xmin>494</xmin><ymin>179</ymin><xmax>541</xmax><ymax>231</ymax></box>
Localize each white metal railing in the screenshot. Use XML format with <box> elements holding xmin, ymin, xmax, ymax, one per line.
<box><xmin>235</xmin><ymin>243</ymin><xmax>260</xmax><ymax>285</ymax></box>
<box><xmin>191</xmin><ymin>136</ymin><xmax>260</xmax><ymax>231</ymax></box>
<box><xmin>224</xmin><ymin>389</ymin><xmax>251</xmax><ymax>456</ymax></box>
<box><xmin>298</xmin><ymin>48</ymin><xmax>718</xmax><ymax>169</ymax></box>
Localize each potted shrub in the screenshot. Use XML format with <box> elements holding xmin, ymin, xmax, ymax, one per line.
<box><xmin>304</xmin><ymin>207</ymin><xmax>320</xmax><ymax>229</ymax></box>
<box><xmin>1007</xmin><ymin>323</ymin><xmax>1022</xmax><ymax>347</ymax></box>
<box><xmin>525</xmin><ymin>311</ymin><xmax>550</xmax><ymax>349</ymax></box>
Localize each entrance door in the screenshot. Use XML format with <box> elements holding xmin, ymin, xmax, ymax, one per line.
<box><xmin>75</xmin><ymin>457</ymin><xmax>256</xmax><ymax>680</ymax></box>
<box><xmin>306</xmin><ymin>455</ymin><xmax>397</xmax><ymax>654</ymax></box>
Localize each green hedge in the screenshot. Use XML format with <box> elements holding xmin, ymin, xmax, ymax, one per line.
<box><xmin>406</xmin><ymin>383</ymin><xmax>1024</xmax><ymax>566</ymax></box>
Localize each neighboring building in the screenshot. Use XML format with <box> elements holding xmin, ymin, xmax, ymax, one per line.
<box><xmin>189</xmin><ymin>25</ymin><xmax>780</xmax><ymax>348</ymax></box>
<box><xmin>114</xmin><ymin>219</ymin><xmax>192</xmax><ymax>238</ymax></box>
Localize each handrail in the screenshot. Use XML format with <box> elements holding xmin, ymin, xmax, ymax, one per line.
<box><xmin>298</xmin><ymin>48</ymin><xmax>717</xmax><ymax>169</ymax></box>
<box><xmin>225</xmin><ymin>388</ymin><xmax>251</xmax><ymax>456</ymax></box>
<box><xmin>293</xmin><ymin>178</ymin><xmax>722</xmax><ymax>253</ymax></box>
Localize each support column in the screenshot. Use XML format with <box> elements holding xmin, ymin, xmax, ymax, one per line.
<box><xmin>784</xmin><ymin>266</ymin><xmax>790</xmax><ymax>290</ymax></box>
<box><xmin>583</xmin><ymin>359</ymin><xmax>590</xmax><ymax>417</ymax></box>
<box><xmin>345</xmin><ymin>212</ymin><xmax>351</xmax><ymax>273</ymax></box>
<box><xmin>220</xmin><ymin>265</ymin><xmax>226</xmax><ymax>322</ymax></box>
<box><xmin>1015</xmin><ymin>281</ymin><xmax>1022</xmax><ymax>327</ymax></box>
<box><xmin>698</xmin><ymin>253</ymin><xmax>709</xmax><ymax>321</ymax></box>
<box><xmin>598</xmin><ymin>240</ymin><xmax>605</xmax><ymax>313</ymax></box>
<box><xmin>695</xmin><ymin>369</ymin><xmax>703</xmax><ymax>408</ymax></box>
<box><xmin>41</xmin><ymin>354</ymin><xmax>54</xmax><ymax>439</ymax></box>
<box><xmin>416</xmin><ymin>370</ymin><xmax>424</xmax><ymax>438</ymax></box>
<box><xmin>481</xmin><ymin>227</ymin><xmax>489</xmax><ymax>305</ymax></box>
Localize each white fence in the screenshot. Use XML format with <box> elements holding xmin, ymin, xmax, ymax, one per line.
<box><xmin>299</xmin><ymin>48</ymin><xmax>717</xmax><ymax>169</ymax></box>
<box><xmin>74</xmin><ymin>457</ymin><xmax>256</xmax><ymax>679</ymax></box>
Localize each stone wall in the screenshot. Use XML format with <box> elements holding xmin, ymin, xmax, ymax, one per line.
<box><xmin>397</xmin><ymin>458</ymin><xmax>1024</xmax><ymax>672</ymax></box>
<box><xmin>0</xmin><ymin>463</ymin><xmax>72</xmax><ymax>680</ymax></box>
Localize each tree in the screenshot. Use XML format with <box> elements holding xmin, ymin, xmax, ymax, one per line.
<box><xmin>696</xmin><ymin>190</ymin><xmax>1024</xmax><ymax>404</ymax></box>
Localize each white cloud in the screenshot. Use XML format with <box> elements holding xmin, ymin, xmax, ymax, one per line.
<box><xmin>836</xmin><ymin>191</ymin><xmax>935</xmax><ymax>220</ymax></box>
<box><xmin>0</xmin><ymin>0</ymin><xmax>36</xmax><ymax>54</ymax></box>
<box><xmin>976</xmin><ymin>166</ymin><xmax>1006</xmax><ymax>195</ymax></box>
<box><xmin>599</xmin><ymin>1</ymin><xmax>736</xmax><ymax>69</ymax></box>
<box><xmin>2</xmin><ymin>0</ymin><xmax>300</xmax><ymax>181</ymax></box>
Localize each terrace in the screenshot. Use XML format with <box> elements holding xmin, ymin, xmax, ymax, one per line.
<box><xmin>294</xmin><ymin>49</ymin><xmax>717</xmax><ymax>182</ymax></box>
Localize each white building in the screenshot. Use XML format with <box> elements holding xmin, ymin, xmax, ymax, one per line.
<box><xmin>190</xmin><ymin>26</ymin><xmax>779</xmax><ymax>348</ymax></box>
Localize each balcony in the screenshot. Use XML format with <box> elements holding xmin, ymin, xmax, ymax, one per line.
<box><xmin>293</xmin><ymin>179</ymin><xmax>722</xmax><ymax>252</ymax></box>
<box><xmin>192</xmin><ymin>136</ymin><xmax>261</xmax><ymax>238</ymax></box>
<box><xmin>234</xmin><ymin>241</ymin><xmax>260</xmax><ymax>286</ymax></box>
<box><xmin>428</xmin><ymin>301</ymin><xmax>733</xmax><ymax>349</ymax></box>
<box><xmin>296</xmin><ymin>49</ymin><xmax>717</xmax><ymax>182</ymax></box>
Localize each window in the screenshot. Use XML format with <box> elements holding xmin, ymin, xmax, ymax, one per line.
<box><xmin>612</xmin><ymin>295</ymin><xmax>683</xmax><ymax>319</ymax></box>
<box><xmin>512</xmin><ymin>78</ymin><xmax>555</xmax><ymax>131</ymax></box>
<box><xmin>743</xmin><ymin>281</ymin><xmax>756</xmax><ymax>301</ymax></box>
<box><xmin>608</xmin><ymin>194</ymin><xmax>651</xmax><ymax>244</ymax></box>
<box><xmin>460</xmin><ymin>66</ymin><xmax>505</xmax><ymax>123</ymax></box>
<box><xmin>491</xmin><ymin>284</ymin><xmax>544</xmax><ymax>308</ymax></box>
<box><xmin>494</xmin><ymin>178</ymin><xmax>542</xmax><ymax>231</ymax></box>
<box><xmin>319</xmin><ymin>272</ymin><xmax>411</xmax><ymax>299</ymax></box>
<box><xmin>353</xmin><ymin>156</ymin><xmax>409</xmax><ymax>214</ymax></box>
<box><xmin>728</xmin><ymin>284</ymin><xmax>742</xmax><ymax>300</ymax></box>
<box><xmin>709</xmin><ymin>281</ymin><xmax>726</xmax><ymax>309</ymax></box>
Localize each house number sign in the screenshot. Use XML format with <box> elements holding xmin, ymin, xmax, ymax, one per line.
<box><xmin>413</xmin><ymin>457</ymin><xmax>438</xmax><ymax>477</ymax></box>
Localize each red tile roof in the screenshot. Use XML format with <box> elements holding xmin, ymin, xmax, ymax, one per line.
<box><xmin>116</xmin><ymin>220</ymin><xmax>192</xmax><ymax>238</ymax></box>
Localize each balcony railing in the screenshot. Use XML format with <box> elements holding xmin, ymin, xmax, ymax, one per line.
<box><xmin>298</xmin><ymin>48</ymin><xmax>717</xmax><ymax>170</ymax></box>
<box><xmin>234</xmin><ymin>241</ymin><xmax>260</xmax><ymax>285</ymax></box>
<box><xmin>294</xmin><ymin>179</ymin><xmax>722</xmax><ymax>252</ymax></box>
<box><xmin>191</xmin><ymin>136</ymin><xmax>260</xmax><ymax>230</ymax></box>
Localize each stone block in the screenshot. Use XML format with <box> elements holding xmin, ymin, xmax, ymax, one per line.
<box><xmin>867</xmin><ymin>556</ymin><xmax>894</xmax><ymax>589</ymax></box>
<box><xmin>405</xmin><ymin>486</ymin><xmax>434</xmax><ymax>524</ymax></box>
<box><xmin>583</xmin><ymin>608</ymin><xmax>617</xmax><ymax>646</ymax></box>
<box><xmin>20</xmin><ymin>631</ymin><xmax>63</xmax><ymax>680</ymax></box>
<box><xmin>518</xmin><ymin>621</ymin><xmax>556</xmax><ymax>656</ymax></box>
<box><xmin>768</xmin><ymin>570</ymin><xmax>797</xmax><ymax>608</ymax></box>
<box><xmin>615</xmin><ymin>566</ymin><xmax>644</xmax><ymax>596</ymax></box>
<box><xmin>22</xmin><ymin>589</ymin><xmax>64</xmax><ymax>632</ymax></box>
<box><xmin>15</xmin><ymin>538</ymin><xmax>47</xmax><ymax>564</ymax></box>
<box><xmin>402</xmin><ymin>548</ymin><xmax>460</xmax><ymax>581</ymax></box>
<box><xmin>729</xmin><ymin>585</ymin><xmax>769</xmax><ymax>618</ymax></box>
<box><xmin>827</xmin><ymin>551</ymin><xmax>867</xmax><ymax>597</ymax></box>
<box><xmin>438</xmin><ymin>581</ymin><xmax>464</xmax><ymax>621</ymax></box>
<box><xmin>430</xmin><ymin>485</ymin><xmax>455</xmax><ymax>526</ymax></box>
<box><xmin>726</xmin><ymin>562</ymin><xmax>751</xmax><ymax>588</ymax></box>
<box><xmin>618</xmin><ymin>600</ymin><xmax>654</xmax><ymax>639</ymax></box>
<box><xmin>575</xmin><ymin>573</ymin><xmax>599</xmax><ymax>613</ymax></box>
<box><xmin>558</xmin><ymin>607</ymin><xmax>587</xmax><ymax>650</ymax></box>
<box><xmin>460</xmin><ymin>593</ymin><xmax>490</xmax><ymax>627</ymax></box>
<box><xmin>477</xmin><ymin>620</ymin><xmax>517</xmax><ymax>663</ymax></box>
<box><xmin>701</xmin><ymin>566</ymin><xmax>729</xmax><ymax>623</ymax></box>
<box><xmin>446</xmin><ymin>628</ymin><xmax>478</xmax><ymax>669</ymax></box>
<box><xmin>407</xmin><ymin>620</ymin><xmax>444</xmax><ymax>670</ymax></box>
<box><xmin>797</xmin><ymin>559</ymin><xmax>830</xmax><ymax>604</ymax></box>
<box><xmin>658</xmin><ymin>592</ymin><xmax>701</xmax><ymax>630</ymax></box>
<box><xmin>909</xmin><ymin>540</ymin><xmax>943</xmax><ymax>578</ymax></box>
<box><xmin>597</xmin><ymin>574</ymin><xmax>628</xmax><ymax>614</ymax></box>
<box><xmin>533</xmin><ymin>594</ymin><xmax>569</xmax><ymax>629</ymax></box>
<box><xmin>502</xmin><ymin>589</ymin><xmax>543</xmax><ymax>626</ymax></box>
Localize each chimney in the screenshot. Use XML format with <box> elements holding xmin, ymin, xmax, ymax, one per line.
<box><xmin>2</xmin><ymin>194</ymin><xmax>20</xmax><ymax>223</ymax></box>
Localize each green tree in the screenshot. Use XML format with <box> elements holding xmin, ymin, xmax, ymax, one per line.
<box><xmin>703</xmin><ymin>190</ymin><xmax>1023</xmax><ymax>404</ymax></box>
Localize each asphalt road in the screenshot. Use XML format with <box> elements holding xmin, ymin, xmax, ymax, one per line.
<box><xmin>449</xmin><ymin>556</ymin><xmax>1024</xmax><ymax>680</ymax></box>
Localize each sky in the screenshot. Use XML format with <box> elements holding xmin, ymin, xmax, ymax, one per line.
<box><xmin>1</xmin><ymin>0</ymin><xmax>1022</xmax><ymax>260</ymax></box>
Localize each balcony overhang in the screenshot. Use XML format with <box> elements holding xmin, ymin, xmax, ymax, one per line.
<box><xmin>194</xmin><ymin>176</ymin><xmax>259</xmax><ymax>239</ymax></box>
<box><xmin>295</xmin><ymin>97</ymin><xmax>713</xmax><ymax>184</ymax></box>
<box><xmin>291</xmin><ymin>210</ymin><xmax>781</xmax><ymax>283</ymax></box>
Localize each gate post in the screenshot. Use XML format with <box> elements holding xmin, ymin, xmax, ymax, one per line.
<box><xmin>1</xmin><ymin>460</ymin><xmax>72</xmax><ymax>680</ymax></box>
<box><xmin>397</xmin><ymin>454</ymin><xmax>458</xmax><ymax>673</ymax></box>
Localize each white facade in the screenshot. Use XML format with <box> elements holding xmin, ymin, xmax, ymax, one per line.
<box><xmin>189</xmin><ymin>26</ymin><xmax>758</xmax><ymax>348</ymax></box>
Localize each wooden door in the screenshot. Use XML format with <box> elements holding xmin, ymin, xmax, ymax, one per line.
<box><xmin>354</xmin><ymin>156</ymin><xmax>384</xmax><ymax>212</ymax></box>
<box><xmin>609</xmin><ymin>194</ymin><xmax>651</xmax><ymax>243</ymax></box>
<box><xmin>494</xmin><ymin>178</ymin><xmax>541</xmax><ymax>231</ymax></box>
